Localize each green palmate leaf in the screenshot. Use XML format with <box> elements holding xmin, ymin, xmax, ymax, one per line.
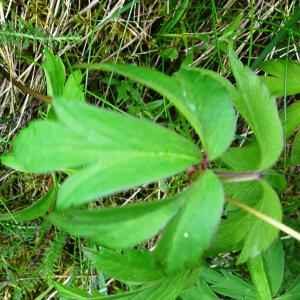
<box><xmin>43</xmin><ymin>49</ymin><xmax>66</xmax><ymax>97</ymax></box>
<box><xmin>263</xmin><ymin>239</ymin><xmax>284</xmax><ymax>296</ymax></box>
<box><xmin>2</xmin><ymin>97</ymin><xmax>200</xmax><ymax>208</ymax></box>
<box><xmin>154</xmin><ymin>170</ymin><xmax>224</xmax><ymax>273</ymax></box>
<box><xmin>78</xmin><ymin>63</ymin><xmax>236</xmax><ymax>160</ymax></box>
<box><xmin>180</xmin><ymin>278</ymin><xmax>220</xmax><ymax>300</ymax></box>
<box><xmin>291</xmin><ymin>130</ymin><xmax>300</xmax><ymax>166</ymax></box>
<box><xmin>63</xmin><ymin>70</ymin><xmax>85</xmax><ymax>101</ymax></box>
<box><xmin>50</xmin><ymin>191</ymin><xmax>185</xmax><ymax>249</ymax></box>
<box><xmin>0</xmin><ymin>187</ymin><xmax>55</xmax><ymax>222</ymax></box>
<box><xmin>201</xmin><ymin>267</ymin><xmax>256</xmax><ymax>300</ymax></box>
<box><xmin>85</xmin><ymin>248</ymin><xmax>164</xmax><ymax>283</ymax></box>
<box><xmin>259</xmin><ymin>60</ymin><xmax>300</xmax><ymax>96</ymax></box>
<box><xmin>280</xmin><ymin>101</ymin><xmax>300</xmax><ymax>139</ymax></box>
<box><xmin>248</xmin><ymin>255</ymin><xmax>272</xmax><ymax>300</ymax></box>
<box><xmin>228</xmin><ymin>49</ymin><xmax>283</xmax><ymax>171</ymax></box>
<box><xmin>209</xmin><ymin>181</ymin><xmax>282</xmax><ymax>263</ymax></box>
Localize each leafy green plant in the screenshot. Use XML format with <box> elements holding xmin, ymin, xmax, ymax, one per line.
<box><xmin>1</xmin><ymin>48</ymin><xmax>300</xmax><ymax>299</ymax></box>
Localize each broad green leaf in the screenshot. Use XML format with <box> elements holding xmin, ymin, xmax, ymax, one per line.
<box><xmin>263</xmin><ymin>239</ymin><xmax>284</xmax><ymax>296</ymax></box>
<box><xmin>180</xmin><ymin>278</ymin><xmax>220</xmax><ymax>300</ymax></box>
<box><xmin>43</xmin><ymin>49</ymin><xmax>66</xmax><ymax>97</ymax></box>
<box><xmin>50</xmin><ymin>192</ymin><xmax>185</xmax><ymax>249</ymax></box>
<box><xmin>259</xmin><ymin>60</ymin><xmax>300</xmax><ymax>96</ymax></box>
<box><xmin>228</xmin><ymin>49</ymin><xmax>283</xmax><ymax>170</ymax></box>
<box><xmin>248</xmin><ymin>255</ymin><xmax>272</xmax><ymax>300</ymax></box>
<box><xmin>277</xmin><ymin>275</ymin><xmax>300</xmax><ymax>300</ymax></box>
<box><xmin>63</xmin><ymin>70</ymin><xmax>85</xmax><ymax>101</ymax></box>
<box><xmin>291</xmin><ymin>130</ymin><xmax>300</xmax><ymax>166</ymax></box>
<box><xmin>85</xmin><ymin>248</ymin><xmax>164</xmax><ymax>283</ymax></box>
<box><xmin>0</xmin><ymin>187</ymin><xmax>55</xmax><ymax>222</ymax></box>
<box><xmin>174</xmin><ymin>68</ymin><xmax>236</xmax><ymax>160</ymax></box>
<box><xmin>209</xmin><ymin>181</ymin><xmax>282</xmax><ymax>264</ymax></box>
<box><xmin>154</xmin><ymin>170</ymin><xmax>224</xmax><ymax>273</ymax></box>
<box><xmin>3</xmin><ymin>97</ymin><xmax>200</xmax><ymax>208</ymax></box>
<box><xmin>201</xmin><ymin>267</ymin><xmax>256</xmax><ymax>300</ymax></box>
<box><xmin>78</xmin><ymin>63</ymin><xmax>235</xmax><ymax>160</ymax></box>
<box><xmin>280</xmin><ymin>101</ymin><xmax>300</xmax><ymax>139</ymax></box>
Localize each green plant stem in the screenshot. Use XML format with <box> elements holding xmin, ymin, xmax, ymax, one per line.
<box><xmin>251</xmin><ymin>7</ymin><xmax>300</xmax><ymax>70</ymax></box>
<box><xmin>215</xmin><ymin>171</ymin><xmax>261</xmax><ymax>182</ymax></box>
<box><xmin>226</xmin><ymin>196</ymin><xmax>300</xmax><ymax>241</ymax></box>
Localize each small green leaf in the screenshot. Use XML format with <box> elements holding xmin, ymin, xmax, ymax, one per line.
<box><xmin>0</xmin><ymin>187</ymin><xmax>55</xmax><ymax>222</ymax></box>
<box><xmin>201</xmin><ymin>267</ymin><xmax>256</xmax><ymax>300</ymax></box>
<box><xmin>122</xmin><ymin>272</ymin><xmax>187</xmax><ymax>300</ymax></box>
<box><xmin>180</xmin><ymin>278</ymin><xmax>220</xmax><ymax>300</ymax></box>
<box><xmin>263</xmin><ymin>239</ymin><xmax>284</xmax><ymax>296</ymax></box>
<box><xmin>259</xmin><ymin>60</ymin><xmax>300</xmax><ymax>96</ymax></box>
<box><xmin>248</xmin><ymin>254</ymin><xmax>272</xmax><ymax>300</ymax></box>
<box><xmin>160</xmin><ymin>48</ymin><xmax>179</xmax><ymax>60</ymax></box>
<box><xmin>228</xmin><ymin>50</ymin><xmax>283</xmax><ymax>170</ymax></box>
<box><xmin>154</xmin><ymin>170</ymin><xmax>224</xmax><ymax>273</ymax></box>
<box><xmin>85</xmin><ymin>248</ymin><xmax>164</xmax><ymax>283</ymax></box>
<box><xmin>291</xmin><ymin>130</ymin><xmax>300</xmax><ymax>166</ymax></box>
<box><xmin>263</xmin><ymin>170</ymin><xmax>287</xmax><ymax>193</ymax></box>
<box><xmin>43</xmin><ymin>49</ymin><xmax>66</xmax><ymax>97</ymax></box>
<box><xmin>78</xmin><ymin>63</ymin><xmax>235</xmax><ymax>160</ymax></box>
<box><xmin>50</xmin><ymin>192</ymin><xmax>184</xmax><ymax>249</ymax></box>
<box><xmin>63</xmin><ymin>70</ymin><xmax>85</xmax><ymax>101</ymax></box>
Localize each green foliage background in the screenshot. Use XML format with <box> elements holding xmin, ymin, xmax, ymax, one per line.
<box><xmin>0</xmin><ymin>1</ymin><xmax>299</xmax><ymax>299</ymax></box>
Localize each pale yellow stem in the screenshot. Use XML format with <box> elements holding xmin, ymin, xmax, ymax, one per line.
<box><xmin>226</xmin><ymin>196</ymin><xmax>300</xmax><ymax>242</ymax></box>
